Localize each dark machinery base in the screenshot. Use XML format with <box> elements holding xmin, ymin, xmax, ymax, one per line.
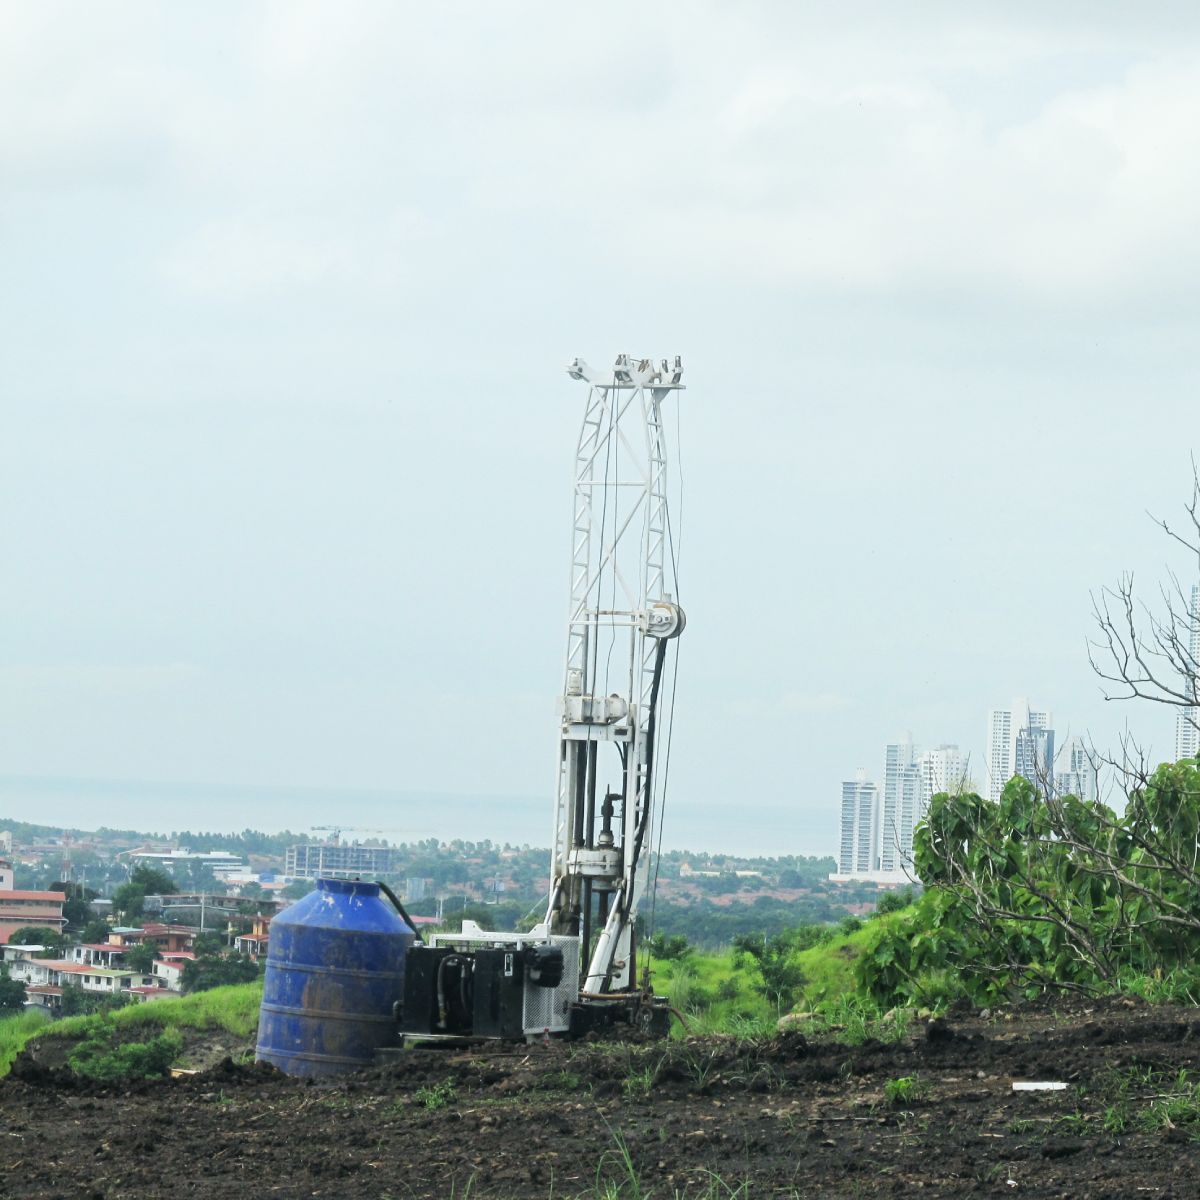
<box><xmin>569</xmin><ymin>996</ymin><xmax>673</xmax><ymax>1040</ymax></box>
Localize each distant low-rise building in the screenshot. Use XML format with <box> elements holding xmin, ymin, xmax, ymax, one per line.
<box><xmin>234</xmin><ymin>915</ymin><xmax>270</xmax><ymax>958</ymax></box>
<box><xmin>130</xmin><ymin>850</ymin><xmax>245</xmax><ymax>879</ymax></box>
<box><xmin>0</xmin><ymin>889</ymin><xmax>66</xmax><ymax>945</ymax></box>
<box><xmin>285</xmin><ymin>842</ymin><xmax>404</xmax><ymax>880</ymax></box>
<box><xmin>152</xmin><ymin>956</ymin><xmax>192</xmax><ymax>992</ymax></box>
<box><xmin>10</xmin><ymin>957</ymin><xmax>162</xmax><ymax>1008</ymax></box>
<box><xmin>108</xmin><ymin>923</ymin><xmax>195</xmax><ymax>954</ymax></box>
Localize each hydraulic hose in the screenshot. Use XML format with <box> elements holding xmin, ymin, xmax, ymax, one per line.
<box><xmin>376</xmin><ymin>880</ymin><xmax>424</xmax><ymax>944</ymax></box>
<box><xmin>625</xmin><ymin>638</ymin><xmax>669</xmax><ymax>914</ymax></box>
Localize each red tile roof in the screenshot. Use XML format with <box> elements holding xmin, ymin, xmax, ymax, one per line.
<box><xmin>0</xmin><ymin>891</ymin><xmax>65</xmax><ymax>902</ymax></box>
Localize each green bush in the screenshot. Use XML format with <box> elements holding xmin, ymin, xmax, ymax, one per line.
<box><xmin>182</xmin><ymin>954</ymin><xmax>261</xmax><ymax>993</ymax></box>
<box><xmin>859</xmin><ymin>762</ymin><xmax>1200</xmax><ymax>1008</ymax></box>
<box><xmin>68</xmin><ymin>1028</ymin><xmax>183</xmax><ymax>1081</ymax></box>
<box><xmin>60</xmin><ymin>990</ymin><xmax>131</xmax><ymax>1017</ymax></box>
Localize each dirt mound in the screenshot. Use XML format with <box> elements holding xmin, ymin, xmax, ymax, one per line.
<box><xmin>4</xmin><ymin>998</ymin><xmax>1200</xmax><ymax>1197</ymax></box>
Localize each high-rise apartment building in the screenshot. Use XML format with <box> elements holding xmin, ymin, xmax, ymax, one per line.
<box><xmin>1177</xmin><ymin>584</ymin><xmax>1200</xmax><ymax>762</ymax></box>
<box><xmin>879</xmin><ymin>741</ymin><xmax>967</xmax><ymax>875</ymax></box>
<box><xmin>1054</xmin><ymin>735</ymin><xmax>1099</xmax><ymax>802</ymax></box>
<box><xmin>879</xmin><ymin>736</ymin><xmax>918</xmax><ymax>873</ymax></box>
<box><xmin>921</xmin><ymin>744</ymin><xmax>968</xmax><ymax>799</ymax></box>
<box><xmin>834</xmin><ymin>739</ymin><xmax>968</xmax><ymax>882</ymax></box>
<box><xmin>838</xmin><ymin>770</ymin><xmax>880</xmax><ymax>875</ymax></box>
<box><xmin>986</xmin><ymin>699</ymin><xmax>1054</xmax><ymax>801</ymax></box>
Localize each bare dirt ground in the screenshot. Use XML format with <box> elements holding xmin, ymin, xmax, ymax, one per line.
<box><xmin>5</xmin><ymin>997</ymin><xmax>1200</xmax><ymax>1198</ymax></box>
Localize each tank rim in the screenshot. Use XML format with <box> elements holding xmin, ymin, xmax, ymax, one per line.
<box><xmin>315</xmin><ymin>877</ymin><xmax>381</xmax><ymax>896</ymax></box>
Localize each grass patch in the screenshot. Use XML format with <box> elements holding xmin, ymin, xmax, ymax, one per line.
<box><xmin>0</xmin><ymin>1009</ymin><xmax>52</xmax><ymax>1075</ymax></box>
<box><xmin>47</xmin><ymin>981</ymin><xmax>262</xmax><ymax>1043</ymax></box>
<box><xmin>883</xmin><ymin>1075</ymin><xmax>928</xmax><ymax>1106</ymax></box>
<box><xmin>655</xmin><ymin>951</ymin><xmax>771</xmax><ymax>1036</ymax></box>
<box><xmin>1</xmin><ymin>982</ymin><xmax>263</xmax><ymax>1079</ymax></box>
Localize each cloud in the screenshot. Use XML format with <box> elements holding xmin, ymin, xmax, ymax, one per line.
<box><xmin>5</xmin><ymin>6</ymin><xmax>1200</xmax><ymax>305</ymax></box>
<box><xmin>725</xmin><ymin>692</ymin><xmax>853</xmax><ymax>722</ymax></box>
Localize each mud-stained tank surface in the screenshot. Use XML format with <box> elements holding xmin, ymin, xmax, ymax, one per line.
<box><xmin>255</xmin><ymin>877</ymin><xmax>412</xmax><ymax>1076</ymax></box>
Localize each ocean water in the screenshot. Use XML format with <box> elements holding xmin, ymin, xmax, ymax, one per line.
<box><xmin>0</xmin><ymin>775</ymin><xmax>835</xmax><ymax>859</ymax></box>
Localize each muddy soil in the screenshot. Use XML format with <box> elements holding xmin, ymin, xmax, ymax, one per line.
<box><xmin>4</xmin><ymin>997</ymin><xmax>1200</xmax><ymax>1198</ymax></box>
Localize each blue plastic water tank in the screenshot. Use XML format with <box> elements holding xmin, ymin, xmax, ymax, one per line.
<box><xmin>255</xmin><ymin>878</ymin><xmax>413</xmax><ymax>1077</ymax></box>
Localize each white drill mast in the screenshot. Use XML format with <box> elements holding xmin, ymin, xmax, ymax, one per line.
<box><xmin>545</xmin><ymin>354</ymin><xmax>685</xmax><ymax>998</ymax></box>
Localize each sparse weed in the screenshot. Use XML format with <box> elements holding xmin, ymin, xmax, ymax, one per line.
<box><xmin>622</xmin><ymin>1066</ymin><xmax>656</xmax><ymax>1099</ymax></box>
<box><xmin>414</xmin><ymin>1079</ymin><xmax>458</xmax><ymax>1110</ymax></box>
<box><xmin>883</xmin><ymin>1075</ymin><xmax>928</xmax><ymax>1106</ymax></box>
<box><xmin>590</xmin><ymin>1128</ymin><xmax>752</xmax><ymax>1199</ymax></box>
<box><xmin>679</xmin><ymin>1045</ymin><xmax>722</xmax><ymax>1090</ymax></box>
<box><xmin>1087</xmin><ymin>1065</ymin><xmax>1200</xmax><ymax>1137</ymax></box>
<box><xmin>723</xmin><ymin>1012</ymin><xmax>778</xmax><ymax>1041</ymax></box>
<box><xmin>543</xmin><ymin>1068</ymin><xmax>586</xmax><ymax>1093</ymax></box>
<box><xmin>1055</xmin><ymin>1112</ymin><xmax>1089</xmax><ymax>1134</ymax></box>
<box><xmin>1135</xmin><ymin>1070</ymin><xmax>1200</xmax><ymax>1134</ymax></box>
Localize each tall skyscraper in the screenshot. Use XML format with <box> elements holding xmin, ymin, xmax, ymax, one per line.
<box><xmin>1054</xmin><ymin>736</ymin><xmax>1099</xmax><ymax>803</ymax></box>
<box><xmin>835</xmin><ymin>740</ymin><xmax>967</xmax><ymax>882</ymax></box>
<box><xmin>921</xmin><ymin>744</ymin><xmax>968</xmax><ymax>799</ymax></box>
<box><xmin>1177</xmin><ymin>584</ymin><xmax>1200</xmax><ymax>762</ymax></box>
<box><xmin>986</xmin><ymin>699</ymin><xmax>1054</xmax><ymax>801</ymax></box>
<box><xmin>879</xmin><ymin>741</ymin><xmax>967</xmax><ymax>875</ymax></box>
<box><xmin>879</xmin><ymin>735</ymin><xmax>917</xmax><ymax>873</ymax></box>
<box><xmin>838</xmin><ymin>769</ymin><xmax>880</xmax><ymax>875</ymax></box>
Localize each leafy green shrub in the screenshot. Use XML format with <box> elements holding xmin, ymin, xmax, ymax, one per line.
<box><xmin>68</xmin><ymin>1028</ymin><xmax>183</xmax><ymax>1081</ymax></box>
<box><xmin>60</xmin><ymin>990</ymin><xmax>132</xmax><ymax>1017</ymax></box>
<box><xmin>182</xmin><ymin>954</ymin><xmax>261</xmax><ymax>993</ymax></box>
<box><xmin>858</xmin><ymin>762</ymin><xmax>1200</xmax><ymax>1008</ymax></box>
<box><xmin>0</xmin><ymin>969</ymin><xmax>26</xmax><ymax>1014</ymax></box>
<box><xmin>647</xmin><ymin>933</ymin><xmax>692</xmax><ymax>961</ymax></box>
<box><xmin>732</xmin><ymin>931</ymin><xmax>809</xmax><ymax>1014</ymax></box>
<box><xmin>875</xmin><ymin>887</ymin><xmax>915</xmax><ymax>916</ymax></box>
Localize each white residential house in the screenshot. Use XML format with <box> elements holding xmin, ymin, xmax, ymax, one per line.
<box><xmin>11</xmin><ymin>957</ymin><xmax>165</xmax><ymax>1010</ymax></box>
<box><xmin>152</xmin><ymin>956</ymin><xmax>192</xmax><ymax>993</ymax></box>
<box><xmin>69</xmin><ymin>943</ymin><xmax>129</xmax><ymax>969</ymax></box>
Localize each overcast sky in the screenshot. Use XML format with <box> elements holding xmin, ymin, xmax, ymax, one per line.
<box><xmin>3</xmin><ymin>3</ymin><xmax>1199</xmax><ymax>855</ymax></box>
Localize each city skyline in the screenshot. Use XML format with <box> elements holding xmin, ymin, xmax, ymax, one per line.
<box><xmin>834</xmin><ymin>701</ymin><xmax>1111</xmax><ymax>882</ymax></box>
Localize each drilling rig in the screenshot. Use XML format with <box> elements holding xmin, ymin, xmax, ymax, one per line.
<box><xmin>398</xmin><ymin>355</ymin><xmax>686</xmax><ymax>1041</ymax></box>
